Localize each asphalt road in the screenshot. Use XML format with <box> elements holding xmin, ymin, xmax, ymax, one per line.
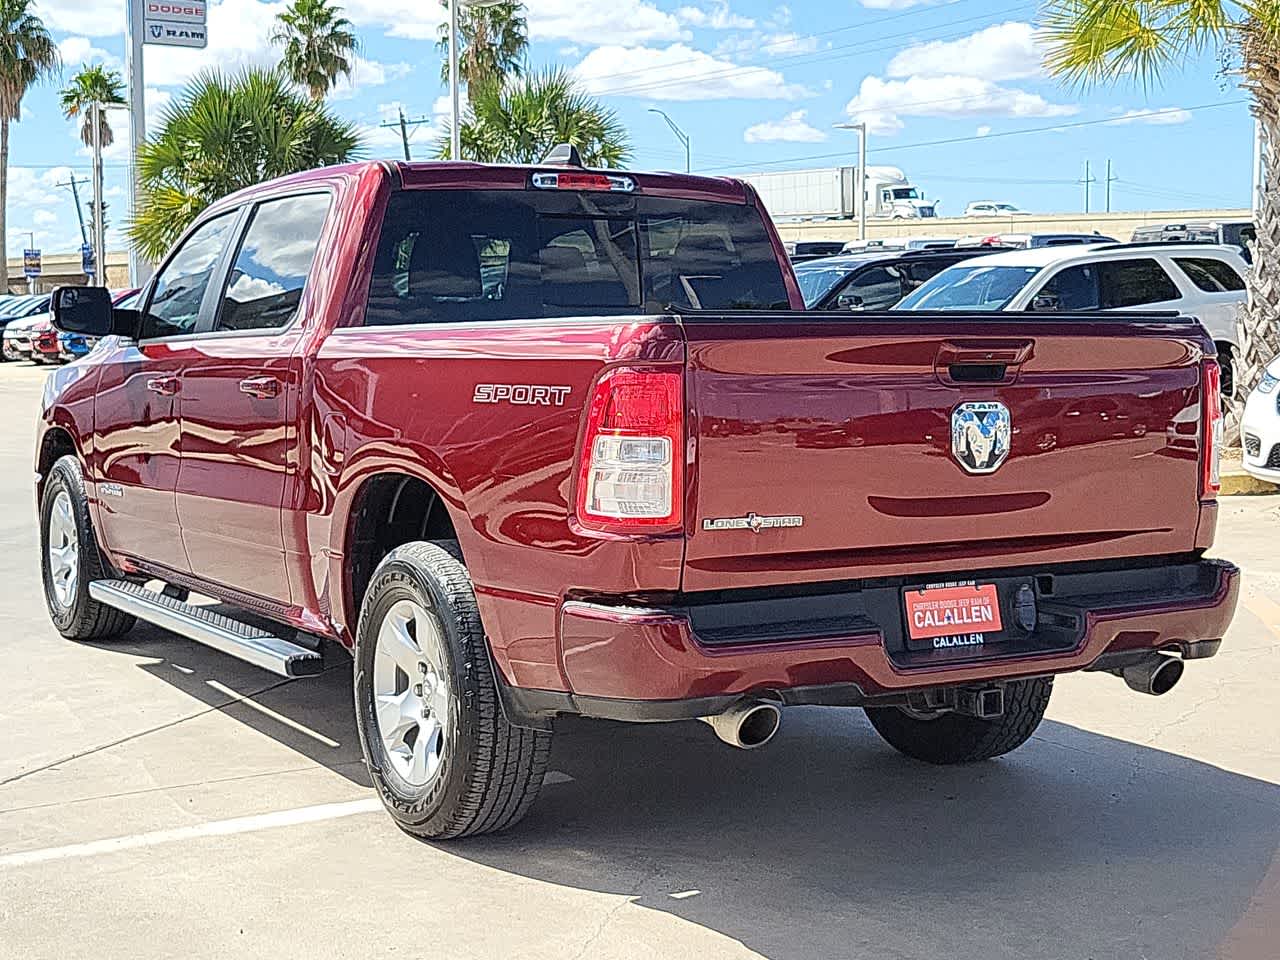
<box><xmin>1</xmin><ymin>360</ymin><xmax>1277</xmax><ymax>960</ymax></box>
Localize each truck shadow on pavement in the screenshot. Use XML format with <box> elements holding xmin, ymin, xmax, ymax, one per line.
<box><xmin>110</xmin><ymin>625</ymin><xmax>1277</xmax><ymax>960</ymax></box>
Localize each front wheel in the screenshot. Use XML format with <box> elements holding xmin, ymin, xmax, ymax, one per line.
<box><xmin>353</xmin><ymin>542</ymin><xmax>552</xmax><ymax>839</ymax></box>
<box><xmin>39</xmin><ymin>455</ymin><xmax>136</xmax><ymax>640</ymax></box>
<box><xmin>865</xmin><ymin>677</ymin><xmax>1052</xmax><ymax>764</ymax></box>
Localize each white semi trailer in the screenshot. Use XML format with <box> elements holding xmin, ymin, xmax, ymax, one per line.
<box><xmin>738</xmin><ymin>165</ymin><xmax>938</xmax><ymax>220</ymax></box>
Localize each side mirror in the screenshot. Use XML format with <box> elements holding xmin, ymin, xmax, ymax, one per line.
<box><xmin>51</xmin><ymin>286</ymin><xmax>139</xmax><ymax>339</ymax></box>
<box><xmin>837</xmin><ymin>292</ymin><xmax>865</xmax><ymax>311</ymax></box>
<box><xmin>1029</xmin><ymin>292</ymin><xmax>1061</xmax><ymax>313</ymax></box>
<box><xmin>52</xmin><ymin>286</ymin><xmax>112</xmax><ymax>335</ymax></box>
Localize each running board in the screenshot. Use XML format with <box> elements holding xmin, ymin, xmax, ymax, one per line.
<box><xmin>88</xmin><ymin>580</ymin><xmax>323</xmax><ymax>678</ymax></box>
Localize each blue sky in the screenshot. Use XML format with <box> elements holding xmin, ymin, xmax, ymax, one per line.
<box><xmin>8</xmin><ymin>0</ymin><xmax>1255</xmax><ymax>258</ymax></box>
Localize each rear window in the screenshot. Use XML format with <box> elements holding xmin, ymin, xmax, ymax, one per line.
<box><xmin>363</xmin><ymin>189</ymin><xmax>790</xmax><ymax>326</ymax></box>
<box><xmin>1174</xmin><ymin>257</ymin><xmax>1246</xmax><ymax>293</ymax></box>
<box><xmin>1098</xmin><ymin>258</ymin><xmax>1180</xmax><ymax>307</ymax></box>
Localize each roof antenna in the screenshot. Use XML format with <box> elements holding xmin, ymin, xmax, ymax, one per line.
<box><xmin>541</xmin><ymin>143</ymin><xmax>584</xmax><ymax>167</ymax></box>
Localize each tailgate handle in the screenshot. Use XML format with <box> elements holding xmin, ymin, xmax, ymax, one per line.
<box><xmin>935</xmin><ymin>340</ymin><xmax>1033</xmax><ymax>383</ymax></box>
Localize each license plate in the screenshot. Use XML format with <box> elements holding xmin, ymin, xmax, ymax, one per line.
<box><xmin>904</xmin><ymin>583</ymin><xmax>1002</xmax><ymax>644</ymax></box>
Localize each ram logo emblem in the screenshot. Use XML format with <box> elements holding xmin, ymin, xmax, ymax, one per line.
<box><xmin>951</xmin><ymin>401</ymin><xmax>1011</xmax><ymax>474</ymax></box>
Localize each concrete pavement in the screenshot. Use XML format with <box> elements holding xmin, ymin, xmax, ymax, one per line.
<box><xmin>1</xmin><ymin>360</ymin><xmax>1277</xmax><ymax>959</ymax></box>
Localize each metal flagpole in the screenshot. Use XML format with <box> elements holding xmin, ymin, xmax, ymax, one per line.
<box><xmin>125</xmin><ymin>0</ymin><xmax>149</xmax><ymax>286</ymax></box>
<box><xmin>449</xmin><ymin>0</ymin><xmax>461</xmax><ymax>161</ymax></box>
<box><xmin>91</xmin><ymin>102</ymin><xmax>107</xmax><ymax>287</ymax></box>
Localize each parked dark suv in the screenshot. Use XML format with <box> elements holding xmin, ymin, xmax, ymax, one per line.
<box><xmin>796</xmin><ymin>247</ymin><xmax>1004</xmax><ymax>310</ymax></box>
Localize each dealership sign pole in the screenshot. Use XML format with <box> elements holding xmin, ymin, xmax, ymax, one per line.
<box><xmin>127</xmin><ymin>0</ymin><xmax>208</xmax><ymax>286</ymax></box>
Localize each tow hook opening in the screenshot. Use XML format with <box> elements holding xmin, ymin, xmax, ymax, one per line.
<box><xmin>906</xmin><ymin>684</ymin><xmax>1006</xmax><ymax>720</ymax></box>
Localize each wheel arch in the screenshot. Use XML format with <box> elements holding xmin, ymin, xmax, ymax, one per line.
<box><xmin>333</xmin><ymin>465</ymin><xmax>472</xmax><ymax>643</ymax></box>
<box><xmin>35</xmin><ymin>425</ymin><xmax>80</xmax><ymax>504</ymax></box>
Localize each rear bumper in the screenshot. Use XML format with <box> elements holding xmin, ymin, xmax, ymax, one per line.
<box><xmin>505</xmin><ymin>557</ymin><xmax>1239</xmax><ymax>723</ymax></box>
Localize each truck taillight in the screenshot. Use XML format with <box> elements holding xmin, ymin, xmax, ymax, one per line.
<box><xmin>1202</xmin><ymin>360</ymin><xmax>1223</xmax><ymax>498</ymax></box>
<box><xmin>576</xmin><ymin>368</ymin><xmax>683</xmax><ymax>533</ymax></box>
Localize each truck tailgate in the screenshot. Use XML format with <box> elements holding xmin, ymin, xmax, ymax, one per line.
<box><xmin>681</xmin><ymin>315</ymin><xmax>1209</xmax><ymax>592</ymax></box>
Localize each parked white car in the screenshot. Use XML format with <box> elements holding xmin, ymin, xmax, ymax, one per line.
<box><xmin>841</xmin><ymin>236</ymin><xmax>957</xmax><ymax>253</ymax></box>
<box><xmin>964</xmin><ymin>201</ymin><xmax>1032</xmax><ymax>217</ymax></box>
<box><xmin>895</xmin><ymin>242</ymin><xmax>1250</xmax><ymax>395</ymax></box>
<box><xmin>1241</xmin><ymin>355</ymin><xmax>1280</xmax><ymax>484</ymax></box>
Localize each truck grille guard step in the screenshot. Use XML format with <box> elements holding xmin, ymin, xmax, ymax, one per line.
<box><xmin>87</xmin><ymin>580</ymin><xmax>323</xmax><ymax>679</ymax></box>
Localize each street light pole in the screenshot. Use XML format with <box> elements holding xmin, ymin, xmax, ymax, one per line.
<box><xmin>449</xmin><ymin>0</ymin><xmax>461</xmax><ymax>161</ymax></box>
<box><xmin>125</xmin><ymin>0</ymin><xmax>148</xmax><ymax>286</ymax></box>
<box><xmin>833</xmin><ymin>121</ymin><xmax>867</xmax><ymax>241</ymax></box>
<box><xmin>91</xmin><ymin>102</ymin><xmax>107</xmax><ymax>287</ymax></box>
<box><xmin>648</xmin><ymin>108</ymin><xmax>690</xmax><ymax>172</ymax></box>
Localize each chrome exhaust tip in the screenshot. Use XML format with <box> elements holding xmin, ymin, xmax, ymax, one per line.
<box><xmin>1120</xmin><ymin>654</ymin><xmax>1185</xmax><ymax>696</ymax></box>
<box><xmin>699</xmin><ymin>700</ymin><xmax>781</xmax><ymax>749</ymax></box>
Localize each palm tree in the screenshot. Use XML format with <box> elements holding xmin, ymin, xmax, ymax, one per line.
<box><xmin>437</xmin><ymin>0</ymin><xmax>527</xmax><ymax>97</ymax></box>
<box><xmin>271</xmin><ymin>0</ymin><xmax>358</xmax><ymax>102</ymax></box>
<box><xmin>439</xmin><ymin>69</ymin><xmax>630</xmax><ymax>167</ymax></box>
<box><xmin>0</xmin><ymin>0</ymin><xmax>58</xmax><ymax>291</ymax></box>
<box><xmin>129</xmin><ymin>67</ymin><xmax>360</xmax><ymax>260</ymax></box>
<box><xmin>60</xmin><ymin>64</ymin><xmax>126</xmax><ymax>149</ymax></box>
<box><xmin>1041</xmin><ymin>1</ymin><xmax>1280</xmax><ymax>424</ymax></box>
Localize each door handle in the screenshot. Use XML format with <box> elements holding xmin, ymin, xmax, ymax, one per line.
<box><xmin>239</xmin><ymin>376</ymin><xmax>280</xmax><ymax>399</ymax></box>
<box><xmin>145</xmin><ymin>376</ymin><xmax>179</xmax><ymax>396</ymax></box>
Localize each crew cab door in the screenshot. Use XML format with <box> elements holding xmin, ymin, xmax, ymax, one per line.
<box><xmin>91</xmin><ymin>212</ymin><xmax>240</xmax><ymax>574</ymax></box>
<box><xmin>175</xmin><ymin>193</ymin><xmax>331</xmax><ymax>605</ymax></box>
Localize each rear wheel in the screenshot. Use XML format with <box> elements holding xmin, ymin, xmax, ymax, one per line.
<box><xmin>39</xmin><ymin>455</ymin><xmax>136</xmax><ymax>640</ymax></box>
<box><xmin>353</xmin><ymin>542</ymin><xmax>551</xmax><ymax>839</ymax></box>
<box><xmin>865</xmin><ymin>677</ymin><xmax>1052</xmax><ymax>764</ymax></box>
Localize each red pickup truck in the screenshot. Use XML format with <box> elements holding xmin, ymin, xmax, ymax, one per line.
<box><xmin>39</xmin><ymin>154</ymin><xmax>1239</xmax><ymax>839</ymax></box>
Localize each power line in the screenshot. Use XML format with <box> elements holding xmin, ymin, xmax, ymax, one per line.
<box><xmin>697</xmin><ymin>101</ymin><xmax>1248</xmax><ymax>173</ymax></box>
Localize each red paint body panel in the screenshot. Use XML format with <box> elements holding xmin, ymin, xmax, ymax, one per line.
<box><xmin>35</xmin><ymin>159</ymin><xmax>1237</xmax><ymax>709</ymax></box>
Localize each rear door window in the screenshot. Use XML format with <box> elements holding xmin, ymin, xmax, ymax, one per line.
<box><xmin>839</xmin><ymin>265</ymin><xmax>904</xmax><ymax>309</ymax></box>
<box><xmin>1031</xmin><ymin>264</ymin><xmax>1101</xmax><ymax>311</ymax></box>
<box><xmin>1097</xmin><ymin>258</ymin><xmax>1181</xmax><ymax>308</ymax></box>
<box><xmin>364</xmin><ymin>189</ymin><xmax>789</xmax><ymax>326</ymax></box>
<box><xmin>1174</xmin><ymin>257</ymin><xmax>1246</xmax><ymax>293</ymax></box>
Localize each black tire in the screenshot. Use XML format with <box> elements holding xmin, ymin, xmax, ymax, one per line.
<box><xmin>39</xmin><ymin>455</ymin><xmax>136</xmax><ymax>640</ymax></box>
<box><xmin>353</xmin><ymin>541</ymin><xmax>552</xmax><ymax>839</ymax></box>
<box><xmin>865</xmin><ymin>677</ymin><xmax>1052</xmax><ymax>764</ymax></box>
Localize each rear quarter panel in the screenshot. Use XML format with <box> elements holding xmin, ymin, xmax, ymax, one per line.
<box><xmin>312</xmin><ymin>318</ymin><xmax>686</xmax><ymax>688</ymax></box>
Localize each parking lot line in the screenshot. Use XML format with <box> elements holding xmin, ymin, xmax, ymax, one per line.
<box><xmin>0</xmin><ymin>798</ymin><xmax>382</xmax><ymax>869</ymax></box>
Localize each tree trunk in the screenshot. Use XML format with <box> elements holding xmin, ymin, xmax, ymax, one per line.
<box><xmin>1234</xmin><ymin>31</ymin><xmax>1280</xmax><ymax>435</ymax></box>
<box><xmin>0</xmin><ymin>117</ymin><xmax>9</xmax><ymax>293</ymax></box>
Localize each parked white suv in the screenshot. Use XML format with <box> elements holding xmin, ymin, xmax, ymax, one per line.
<box><xmin>896</xmin><ymin>242</ymin><xmax>1249</xmax><ymax>395</ymax></box>
<box><xmin>1241</xmin><ymin>355</ymin><xmax>1280</xmax><ymax>484</ymax></box>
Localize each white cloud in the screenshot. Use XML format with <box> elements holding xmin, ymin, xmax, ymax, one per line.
<box><xmin>58</xmin><ymin>36</ymin><xmax>118</xmax><ymax>68</ymax></box>
<box><xmin>677</xmin><ymin>2</ymin><xmax>756</xmax><ymax>29</ymax></box>
<box><xmin>976</xmin><ymin>124</ymin><xmax>992</xmax><ymax>136</ymax></box>
<box><xmin>144</xmin><ymin>0</ymin><xmax>286</xmax><ymax>86</ymax></box>
<box><xmin>34</xmin><ymin>0</ymin><xmax>123</xmax><ymax>37</ymax></box>
<box><xmin>845</xmin><ymin>74</ymin><xmax>1078</xmax><ymax>135</ymax></box>
<box><xmin>716</xmin><ymin>30</ymin><xmax>819</xmax><ymax>60</ymax></box>
<box><xmin>887</xmin><ymin>22</ymin><xmax>1045</xmax><ymax>82</ymax></box>
<box><xmin>331</xmin><ymin>57</ymin><xmax>412</xmax><ymax>100</ymax></box>
<box><xmin>744</xmin><ymin>109</ymin><xmax>827</xmax><ymax>143</ymax></box>
<box><xmin>341</xmin><ymin>0</ymin><xmax>684</xmax><ymax>45</ymax></box>
<box><xmin>576</xmin><ymin>44</ymin><xmax>809</xmax><ymax>101</ymax></box>
<box><xmin>34</xmin><ymin>209</ymin><xmax>60</xmax><ymax>228</ymax></box>
<box><xmin>229</xmin><ymin>274</ymin><xmax>286</xmax><ymax>301</ymax></box>
<box><xmin>1110</xmin><ymin>106</ymin><xmax>1193</xmax><ymax>125</ymax></box>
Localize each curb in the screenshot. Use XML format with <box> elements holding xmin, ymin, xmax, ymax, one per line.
<box><xmin>1221</xmin><ymin>471</ymin><xmax>1279</xmax><ymax>496</ymax></box>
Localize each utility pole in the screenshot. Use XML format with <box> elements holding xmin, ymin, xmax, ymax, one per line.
<box><xmin>379</xmin><ymin>108</ymin><xmax>433</xmax><ymax>161</ymax></box>
<box><xmin>56</xmin><ymin>174</ymin><xmax>91</xmax><ymax>246</ymax></box>
<box><xmin>1104</xmin><ymin>160</ymin><xmax>1118</xmax><ymax>213</ymax></box>
<box><xmin>1080</xmin><ymin>160</ymin><xmax>1097</xmax><ymax>214</ymax></box>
